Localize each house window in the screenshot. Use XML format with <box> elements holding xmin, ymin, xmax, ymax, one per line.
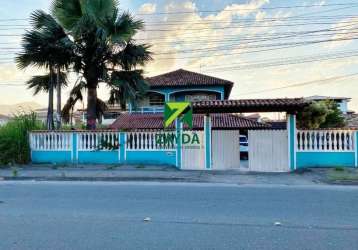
<box><xmin>149</xmin><ymin>92</ymin><xmax>165</xmax><ymax>106</ymax></box>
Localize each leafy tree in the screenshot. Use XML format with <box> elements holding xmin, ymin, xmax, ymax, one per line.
<box><xmin>16</xmin><ymin>10</ymin><xmax>74</xmax><ymax>130</ymax></box>
<box><xmin>52</xmin><ymin>0</ymin><xmax>152</xmax><ymax>129</ymax></box>
<box><xmin>297</xmin><ymin>100</ymin><xmax>346</xmax><ymax>129</ymax></box>
<box><xmin>320</xmin><ymin>101</ymin><xmax>346</xmax><ymax>128</ymax></box>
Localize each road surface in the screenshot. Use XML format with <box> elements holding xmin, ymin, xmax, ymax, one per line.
<box><xmin>0</xmin><ymin>181</ymin><xmax>357</xmax><ymax>250</ymax></box>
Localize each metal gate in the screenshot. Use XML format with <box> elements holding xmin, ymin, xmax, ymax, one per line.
<box><xmin>212</xmin><ymin>130</ymin><xmax>240</xmax><ymax>170</ymax></box>
<box><xmin>181</xmin><ymin>131</ymin><xmax>205</xmax><ymax>170</ymax></box>
<box><xmin>248</xmin><ymin>130</ymin><xmax>289</xmax><ymax>172</ymax></box>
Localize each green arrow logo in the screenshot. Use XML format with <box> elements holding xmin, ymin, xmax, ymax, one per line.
<box><xmin>164</xmin><ymin>102</ymin><xmax>193</xmax><ymax>128</ymax></box>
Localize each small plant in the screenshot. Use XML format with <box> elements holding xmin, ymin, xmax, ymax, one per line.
<box><xmin>12</xmin><ymin>168</ymin><xmax>18</xmax><ymax>177</ymax></box>
<box><xmin>136</xmin><ymin>164</ymin><xmax>145</xmax><ymax>169</ymax></box>
<box><xmin>97</xmin><ymin>136</ymin><xmax>119</xmax><ymax>151</ymax></box>
<box><xmin>334</xmin><ymin>167</ymin><xmax>345</xmax><ymax>172</ymax></box>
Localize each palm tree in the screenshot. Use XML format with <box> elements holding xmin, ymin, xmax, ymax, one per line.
<box><xmin>61</xmin><ymin>80</ymin><xmax>108</xmax><ymax>126</ymax></box>
<box><xmin>52</xmin><ymin>0</ymin><xmax>152</xmax><ymax>129</ymax></box>
<box><xmin>16</xmin><ymin>10</ymin><xmax>74</xmax><ymax>130</ymax></box>
<box><xmin>26</xmin><ymin>73</ymin><xmax>68</xmax><ymax>129</ymax></box>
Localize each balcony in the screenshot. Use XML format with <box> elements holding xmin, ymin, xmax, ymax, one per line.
<box><xmin>130</xmin><ymin>106</ymin><xmax>164</xmax><ymax>114</ymax></box>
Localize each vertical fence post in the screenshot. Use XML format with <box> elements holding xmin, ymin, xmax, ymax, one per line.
<box><xmin>176</xmin><ymin>119</ymin><xmax>182</xmax><ymax>169</ymax></box>
<box><xmin>119</xmin><ymin>132</ymin><xmax>126</xmax><ymax>164</ymax></box>
<box><xmin>204</xmin><ymin>114</ymin><xmax>212</xmax><ymax>170</ymax></box>
<box><xmin>355</xmin><ymin>131</ymin><xmax>358</xmax><ymax>167</ymax></box>
<box><xmin>287</xmin><ymin>113</ymin><xmax>297</xmax><ymax>171</ymax></box>
<box><xmin>71</xmin><ymin>132</ymin><xmax>78</xmax><ymax>164</ymax></box>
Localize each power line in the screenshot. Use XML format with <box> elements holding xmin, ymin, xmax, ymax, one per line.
<box><xmin>134</xmin><ymin>22</ymin><xmax>358</xmax><ymax>40</ymax></box>
<box><xmin>2</xmin><ymin>28</ymin><xmax>356</xmax><ymax>53</ymax></box>
<box><xmin>136</xmin><ymin>2</ymin><xmax>358</xmax><ymax>15</ymax></box>
<box><xmin>149</xmin><ymin>32</ymin><xmax>358</xmax><ymax>55</ymax></box>
<box><xmin>143</xmin><ymin>15</ymin><xmax>358</xmax><ymax>25</ymax></box>
<box><xmin>1</xmin><ymin>19</ymin><xmax>356</xmax><ymax>35</ymax></box>
<box><xmin>237</xmin><ymin>73</ymin><xmax>358</xmax><ymax>96</ymax></box>
<box><xmin>200</xmin><ymin>50</ymin><xmax>358</xmax><ymax>72</ymax></box>
<box><xmin>0</xmin><ymin>83</ymin><xmax>25</xmax><ymax>86</ymax></box>
<box><xmin>0</xmin><ymin>14</ymin><xmax>356</xmax><ymax>27</ymax></box>
<box><xmin>152</xmin><ymin>36</ymin><xmax>358</xmax><ymax>59</ymax></box>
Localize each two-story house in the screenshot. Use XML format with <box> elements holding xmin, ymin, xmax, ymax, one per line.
<box><xmin>110</xmin><ymin>69</ymin><xmax>267</xmax><ymax>131</ymax></box>
<box><xmin>305</xmin><ymin>95</ymin><xmax>351</xmax><ymax>114</ymax></box>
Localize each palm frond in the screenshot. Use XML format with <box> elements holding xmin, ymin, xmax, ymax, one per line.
<box><xmin>96</xmin><ymin>98</ymin><xmax>108</xmax><ymax>120</ymax></box>
<box><xmin>110</xmin><ymin>42</ymin><xmax>152</xmax><ymax>70</ymax></box>
<box><xmin>26</xmin><ymin>72</ymin><xmax>68</xmax><ymax>95</ymax></box>
<box><xmin>108</xmin><ymin>70</ymin><xmax>148</xmax><ymax>109</ymax></box>
<box><xmin>52</xmin><ymin>0</ymin><xmax>83</xmax><ymax>30</ymax></box>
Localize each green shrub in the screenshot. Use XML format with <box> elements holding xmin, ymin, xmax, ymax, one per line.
<box><xmin>0</xmin><ymin>112</ymin><xmax>44</xmax><ymax>165</ymax></box>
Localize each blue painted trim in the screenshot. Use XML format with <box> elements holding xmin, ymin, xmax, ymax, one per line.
<box><xmin>288</xmin><ymin>114</ymin><xmax>296</xmax><ymax>171</ymax></box>
<box><xmin>176</xmin><ymin>119</ymin><xmax>182</xmax><ymax>169</ymax></box>
<box><xmin>355</xmin><ymin>131</ymin><xmax>358</xmax><ymax>167</ymax></box>
<box><xmin>72</xmin><ymin>133</ymin><xmax>78</xmax><ymax>163</ymax></box>
<box><xmin>204</xmin><ymin>115</ymin><xmax>212</xmax><ymax>169</ymax></box>
<box><xmin>149</xmin><ymin>86</ymin><xmax>226</xmax><ymax>101</ymax></box>
<box><xmin>119</xmin><ymin>132</ymin><xmax>126</xmax><ymax>164</ymax></box>
<box><xmin>296</xmin><ymin>152</ymin><xmax>355</xmax><ymax>168</ymax></box>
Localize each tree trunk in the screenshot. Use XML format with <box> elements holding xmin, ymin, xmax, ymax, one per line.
<box><xmin>47</xmin><ymin>68</ymin><xmax>55</xmax><ymax>130</ymax></box>
<box><xmin>56</xmin><ymin>67</ymin><xmax>61</xmax><ymax>129</ymax></box>
<box><xmin>87</xmin><ymin>86</ymin><xmax>97</xmax><ymax>130</ymax></box>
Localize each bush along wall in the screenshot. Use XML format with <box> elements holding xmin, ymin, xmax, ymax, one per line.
<box><xmin>0</xmin><ymin>113</ymin><xmax>44</xmax><ymax>165</ymax></box>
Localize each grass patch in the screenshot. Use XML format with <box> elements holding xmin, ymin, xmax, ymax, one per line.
<box><xmin>327</xmin><ymin>168</ymin><xmax>358</xmax><ymax>182</ymax></box>
<box><xmin>0</xmin><ymin>112</ymin><xmax>44</xmax><ymax>165</ymax></box>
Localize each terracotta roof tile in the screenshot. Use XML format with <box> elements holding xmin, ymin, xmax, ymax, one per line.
<box><xmin>193</xmin><ymin>98</ymin><xmax>308</xmax><ymax>113</ymax></box>
<box><xmin>146</xmin><ymin>69</ymin><xmax>234</xmax><ymax>98</ymax></box>
<box><xmin>110</xmin><ymin>113</ymin><xmax>269</xmax><ymax>130</ymax></box>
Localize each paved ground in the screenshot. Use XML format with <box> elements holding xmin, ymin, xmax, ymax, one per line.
<box><xmin>0</xmin><ymin>165</ymin><xmax>328</xmax><ymax>185</ymax></box>
<box><xmin>0</xmin><ymin>181</ymin><xmax>357</xmax><ymax>250</ymax></box>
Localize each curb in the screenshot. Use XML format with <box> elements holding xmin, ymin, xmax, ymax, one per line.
<box><xmin>0</xmin><ymin>176</ymin><xmax>206</xmax><ymax>183</ymax></box>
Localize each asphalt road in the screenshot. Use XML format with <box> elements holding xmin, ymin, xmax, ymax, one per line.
<box><xmin>0</xmin><ymin>182</ymin><xmax>357</xmax><ymax>250</ymax></box>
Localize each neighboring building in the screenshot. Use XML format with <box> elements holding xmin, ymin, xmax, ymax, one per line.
<box><xmin>305</xmin><ymin>95</ymin><xmax>351</xmax><ymax>114</ymax></box>
<box><xmin>34</xmin><ymin>108</ymin><xmax>47</xmax><ymax>123</ymax></box>
<box><xmin>77</xmin><ymin>104</ymin><xmax>124</xmax><ymax>126</ymax></box>
<box><xmin>110</xmin><ymin>69</ymin><xmax>268</xmax><ymax>131</ymax></box>
<box><xmin>0</xmin><ymin>114</ymin><xmax>10</xmax><ymax>126</ymax></box>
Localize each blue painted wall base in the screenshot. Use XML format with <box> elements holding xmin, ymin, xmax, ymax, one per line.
<box><xmin>296</xmin><ymin>152</ymin><xmax>355</xmax><ymax>168</ymax></box>
<box><xmin>125</xmin><ymin>151</ymin><xmax>176</xmax><ymax>166</ymax></box>
<box><xmin>31</xmin><ymin>151</ymin><xmax>72</xmax><ymax>164</ymax></box>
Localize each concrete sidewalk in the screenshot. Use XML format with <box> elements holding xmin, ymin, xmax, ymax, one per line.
<box><xmin>0</xmin><ymin>165</ymin><xmax>331</xmax><ymax>185</ymax></box>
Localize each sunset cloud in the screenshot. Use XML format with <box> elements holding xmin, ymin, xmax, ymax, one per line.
<box><xmin>138</xmin><ymin>3</ymin><xmax>156</xmax><ymax>14</ymax></box>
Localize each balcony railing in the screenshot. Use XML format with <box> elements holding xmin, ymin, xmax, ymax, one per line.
<box><xmin>130</xmin><ymin>106</ymin><xmax>164</xmax><ymax>113</ymax></box>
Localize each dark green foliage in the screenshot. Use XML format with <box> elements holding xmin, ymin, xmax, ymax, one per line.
<box><xmin>319</xmin><ymin>101</ymin><xmax>346</xmax><ymax>128</ymax></box>
<box><xmin>52</xmin><ymin>0</ymin><xmax>152</xmax><ymax>129</ymax></box>
<box><xmin>297</xmin><ymin>100</ymin><xmax>346</xmax><ymax>129</ymax></box>
<box><xmin>0</xmin><ymin>113</ymin><xmax>44</xmax><ymax>165</ymax></box>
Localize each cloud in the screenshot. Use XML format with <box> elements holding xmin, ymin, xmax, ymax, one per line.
<box><xmin>139</xmin><ymin>0</ymin><xmax>272</xmax><ymax>75</ymax></box>
<box><xmin>138</xmin><ymin>3</ymin><xmax>156</xmax><ymax>14</ymax></box>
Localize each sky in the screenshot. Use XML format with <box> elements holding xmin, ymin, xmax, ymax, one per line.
<box><xmin>0</xmin><ymin>0</ymin><xmax>358</xmax><ymax>112</ymax></box>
